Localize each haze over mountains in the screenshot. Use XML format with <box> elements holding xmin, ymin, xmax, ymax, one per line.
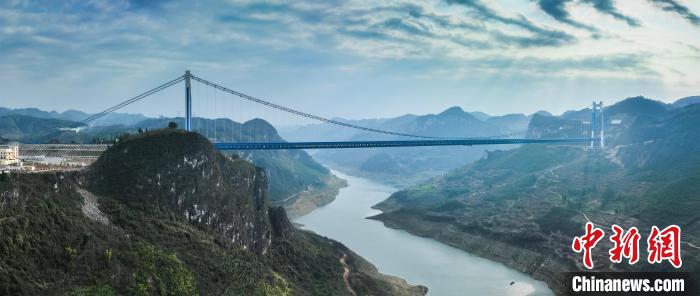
<box><xmin>4</xmin><ymin>95</ymin><xmax>698</xmax><ymax>191</ymax></box>
<box><xmin>0</xmin><ymin>107</ymin><xmax>148</xmax><ymax>127</ymax></box>
<box><xmin>280</xmin><ymin>107</ymin><xmax>541</xmax><ymax>187</ymax></box>
<box><xmin>281</xmin><ymin>96</ymin><xmax>698</xmax><ymax>187</ymax></box>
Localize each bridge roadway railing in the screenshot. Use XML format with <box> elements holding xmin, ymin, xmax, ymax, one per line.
<box><xmin>14</xmin><ymin>138</ymin><xmax>594</xmax><ymax>158</ymax></box>
<box><xmin>214</xmin><ymin>138</ymin><xmax>594</xmax><ymax>150</ymax></box>
<box><xmin>18</xmin><ymin>144</ymin><xmax>111</xmax><ymax>159</ymax></box>
<box><xmin>18</xmin><ymin>144</ymin><xmax>112</xmax><ymax>151</ymax></box>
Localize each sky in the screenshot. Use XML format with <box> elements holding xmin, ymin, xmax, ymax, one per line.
<box><xmin>1</xmin><ymin>0</ymin><xmax>699</xmax><ymax>125</ymax></box>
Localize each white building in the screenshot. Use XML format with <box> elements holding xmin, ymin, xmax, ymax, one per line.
<box><xmin>0</xmin><ymin>144</ymin><xmax>20</xmax><ymax>166</ymax></box>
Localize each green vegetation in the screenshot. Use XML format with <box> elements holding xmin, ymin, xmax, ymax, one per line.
<box><xmin>132</xmin><ymin>243</ymin><xmax>197</xmax><ymax>296</ymax></box>
<box><xmin>71</xmin><ymin>285</ymin><xmax>118</xmax><ymax>296</ymax></box>
<box><xmin>0</xmin><ymin>114</ymin><xmax>83</xmax><ymax>141</ymax></box>
<box><xmin>372</xmin><ymin>98</ymin><xmax>700</xmax><ymax>293</ymax></box>
<box><xmin>0</xmin><ymin>130</ymin><xmax>423</xmax><ymax>295</ymax></box>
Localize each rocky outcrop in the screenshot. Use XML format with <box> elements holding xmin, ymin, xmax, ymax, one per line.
<box><xmin>86</xmin><ymin>130</ymin><xmax>271</xmax><ymax>254</ymax></box>
<box><xmin>269</xmin><ymin>206</ymin><xmax>292</xmax><ymax>239</ymax></box>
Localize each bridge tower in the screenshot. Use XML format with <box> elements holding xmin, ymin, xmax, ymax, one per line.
<box><xmin>185</xmin><ymin>70</ymin><xmax>192</xmax><ymax>131</ymax></box>
<box><xmin>591</xmin><ymin>101</ymin><xmax>596</xmax><ymax>148</ymax></box>
<box><xmin>590</xmin><ymin>101</ymin><xmax>605</xmax><ymax>148</ymax></box>
<box><xmin>599</xmin><ymin>101</ymin><xmax>604</xmax><ymax>148</ymax></box>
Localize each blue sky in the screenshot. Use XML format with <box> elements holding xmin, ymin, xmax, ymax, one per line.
<box><xmin>1</xmin><ymin>0</ymin><xmax>699</xmax><ymax>125</ymax></box>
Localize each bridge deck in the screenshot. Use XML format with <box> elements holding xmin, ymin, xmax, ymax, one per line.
<box><xmin>16</xmin><ymin>138</ymin><xmax>594</xmax><ymax>153</ymax></box>
<box><xmin>213</xmin><ymin>138</ymin><xmax>593</xmax><ymax>150</ymax></box>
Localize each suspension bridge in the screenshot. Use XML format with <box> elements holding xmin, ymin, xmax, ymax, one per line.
<box><xmin>16</xmin><ymin>70</ymin><xmax>604</xmax><ymax>160</ymax></box>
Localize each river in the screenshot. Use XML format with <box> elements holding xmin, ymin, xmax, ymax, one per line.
<box><xmin>294</xmin><ymin>170</ymin><xmax>553</xmax><ymax>296</ymax></box>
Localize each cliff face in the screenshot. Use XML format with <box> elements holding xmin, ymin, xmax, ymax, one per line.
<box><xmin>87</xmin><ymin>130</ymin><xmax>271</xmax><ymax>254</ymax></box>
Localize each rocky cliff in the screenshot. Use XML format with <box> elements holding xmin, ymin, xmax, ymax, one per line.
<box><xmin>87</xmin><ymin>129</ymin><xmax>272</xmax><ymax>254</ymax></box>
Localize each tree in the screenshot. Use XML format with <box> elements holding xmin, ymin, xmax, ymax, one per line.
<box><xmin>168</xmin><ymin>122</ymin><xmax>178</xmax><ymax>129</ymax></box>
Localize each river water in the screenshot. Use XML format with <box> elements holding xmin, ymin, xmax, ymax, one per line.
<box><xmin>294</xmin><ymin>170</ymin><xmax>553</xmax><ymax>296</ymax></box>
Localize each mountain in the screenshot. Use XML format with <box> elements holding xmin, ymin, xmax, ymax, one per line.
<box><xmin>532</xmin><ymin>110</ymin><xmax>553</xmax><ymax>117</ymax></box>
<box><xmin>0</xmin><ymin>107</ymin><xmax>147</xmax><ymax>127</ymax></box>
<box><xmin>0</xmin><ymin>130</ymin><xmax>426</xmax><ymax>295</ymax></box>
<box><xmin>0</xmin><ymin>114</ymin><xmax>84</xmax><ymax>141</ymax></box>
<box><xmin>560</xmin><ymin>108</ymin><xmax>592</xmax><ymax>121</ymax></box>
<box><xmin>314</xmin><ymin>107</ymin><xmax>517</xmax><ymax>187</ymax></box>
<box><xmin>469</xmin><ymin>111</ymin><xmax>491</xmax><ymax>121</ymax></box>
<box><xmin>356</xmin><ymin>107</ymin><xmax>500</xmax><ymax>139</ymax></box>
<box><xmin>0</xmin><ymin>107</ymin><xmax>64</xmax><ymax>119</ymax></box>
<box><xmin>370</xmin><ymin>98</ymin><xmax>700</xmax><ymax>293</ymax></box>
<box><xmin>672</xmin><ymin>96</ymin><xmax>700</xmax><ymax>108</ymax></box>
<box><xmin>526</xmin><ymin>114</ymin><xmax>589</xmax><ymax>139</ymax></box>
<box><xmin>134</xmin><ymin>117</ymin><xmax>345</xmax><ymax>215</ymax></box>
<box><xmin>561</xmin><ymin>96</ymin><xmax>670</xmax><ymax>122</ymax></box>
<box><xmin>485</xmin><ymin>113</ymin><xmax>530</xmax><ymax>132</ymax></box>
<box><xmin>604</xmin><ymin>96</ymin><xmax>668</xmax><ymax>117</ymax></box>
<box><xmin>278</xmin><ymin>117</ymin><xmax>388</xmax><ymax>142</ymax></box>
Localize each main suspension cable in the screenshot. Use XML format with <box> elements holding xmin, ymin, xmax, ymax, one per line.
<box><xmin>50</xmin><ymin>75</ymin><xmax>186</xmax><ymax>138</ymax></box>
<box><xmin>192</xmin><ymin>75</ymin><xmax>466</xmax><ymax>140</ymax></box>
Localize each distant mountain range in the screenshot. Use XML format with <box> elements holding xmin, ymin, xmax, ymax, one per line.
<box><xmin>278</xmin><ymin>117</ymin><xmax>388</xmax><ymax>142</ymax></box>
<box><xmin>278</xmin><ymin>96</ymin><xmax>698</xmax><ymax>187</ymax></box>
<box><xmin>2</xmin><ymin>95</ymin><xmax>697</xmax><ymax>193</ymax></box>
<box><xmin>0</xmin><ymin>114</ymin><xmax>83</xmax><ymax>141</ymax></box>
<box><xmin>0</xmin><ymin>107</ymin><xmax>148</xmax><ymax>127</ymax></box>
<box><xmin>280</xmin><ymin>107</ymin><xmax>572</xmax><ymax>187</ymax></box>
<box><xmin>672</xmin><ymin>96</ymin><xmax>700</xmax><ymax>108</ymax></box>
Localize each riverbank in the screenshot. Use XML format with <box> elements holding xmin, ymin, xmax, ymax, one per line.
<box><xmin>295</xmin><ymin>170</ymin><xmax>552</xmax><ymax>296</ymax></box>
<box><xmin>368</xmin><ymin>211</ymin><xmax>567</xmax><ymax>294</ymax></box>
<box><xmin>280</xmin><ymin>173</ymin><xmax>347</xmax><ymax>219</ymax></box>
<box><xmin>340</xmin><ymin>247</ymin><xmax>429</xmax><ymax>296</ymax></box>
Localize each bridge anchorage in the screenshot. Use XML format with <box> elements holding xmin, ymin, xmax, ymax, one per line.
<box><xmin>22</xmin><ymin>70</ymin><xmax>602</xmax><ymax>156</ymax></box>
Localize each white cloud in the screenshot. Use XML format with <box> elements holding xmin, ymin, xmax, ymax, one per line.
<box><xmin>0</xmin><ymin>0</ymin><xmax>698</xmax><ymax>119</ymax></box>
